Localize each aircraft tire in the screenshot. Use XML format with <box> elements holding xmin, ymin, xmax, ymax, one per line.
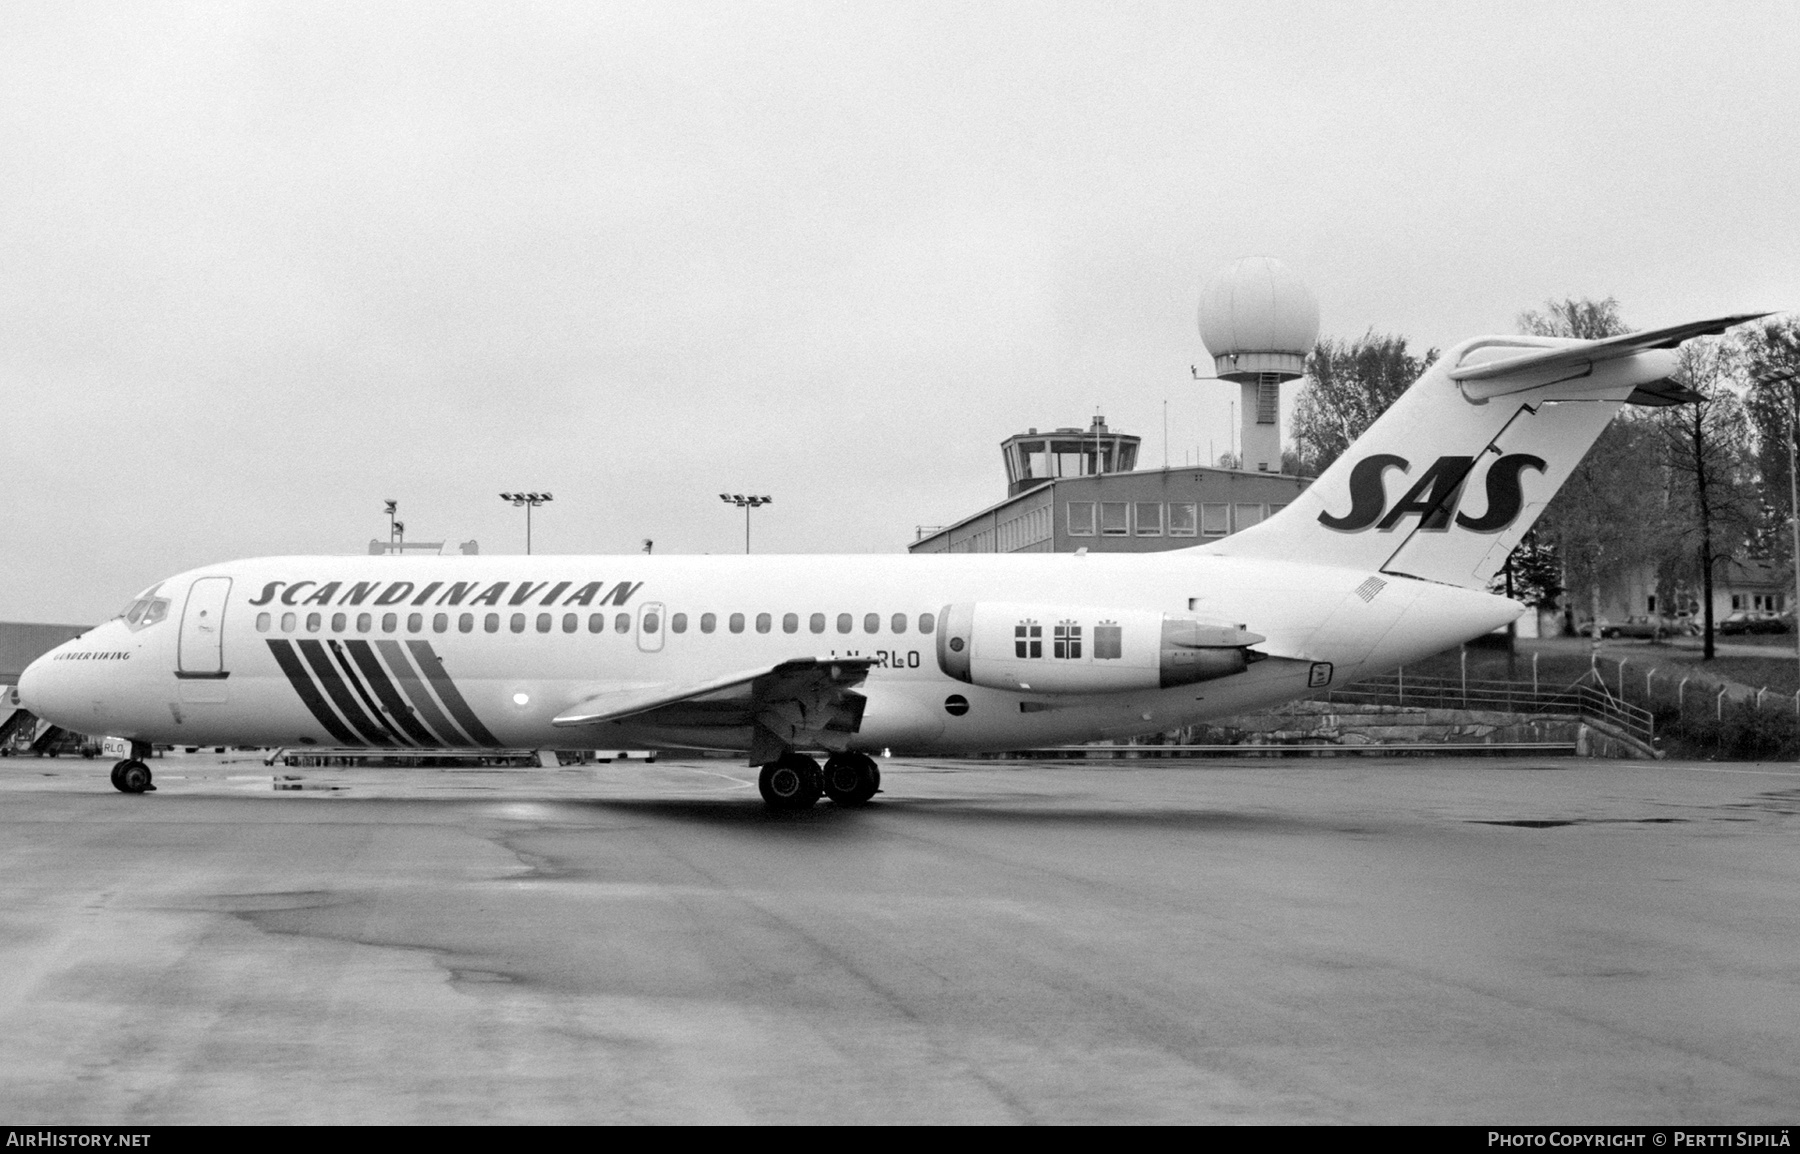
<box><xmin>821</xmin><ymin>752</ymin><xmax>880</xmax><ymax>806</ymax></box>
<box><xmin>116</xmin><ymin>761</ymin><xmax>154</xmax><ymax>794</ymax></box>
<box><xmin>109</xmin><ymin>760</ymin><xmax>128</xmax><ymax>790</ymax></box>
<box><xmin>758</xmin><ymin>754</ymin><xmax>820</xmax><ymax>811</ymax></box>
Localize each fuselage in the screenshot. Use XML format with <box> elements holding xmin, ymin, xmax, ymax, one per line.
<box><xmin>19</xmin><ymin>548</ymin><xmax>1519</xmax><ymax>757</ymax></box>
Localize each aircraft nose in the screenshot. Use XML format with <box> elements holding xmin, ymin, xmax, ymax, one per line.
<box><xmin>17</xmin><ymin>647</ymin><xmax>76</xmax><ymax>728</ymax></box>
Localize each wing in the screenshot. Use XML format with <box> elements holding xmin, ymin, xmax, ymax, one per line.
<box><xmin>552</xmin><ymin>657</ymin><xmax>874</xmax><ymax>762</ymax></box>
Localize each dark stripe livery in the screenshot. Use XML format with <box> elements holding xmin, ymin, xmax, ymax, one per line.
<box><xmin>268</xmin><ymin>637</ymin><xmax>500</xmax><ymax>749</ymax></box>
<box><xmin>406</xmin><ymin>641</ymin><xmax>503</xmax><ymax>747</ymax></box>
<box><xmin>267</xmin><ymin>640</ymin><xmax>363</xmax><ymax>746</ymax></box>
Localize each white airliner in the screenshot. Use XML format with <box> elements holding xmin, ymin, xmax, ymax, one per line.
<box><xmin>18</xmin><ymin>315</ymin><xmax>1763</xmax><ymax>808</ymax></box>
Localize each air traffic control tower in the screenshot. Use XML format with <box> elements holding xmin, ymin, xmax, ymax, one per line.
<box><xmin>1197</xmin><ymin>257</ymin><xmax>1320</xmax><ymax>474</ymax></box>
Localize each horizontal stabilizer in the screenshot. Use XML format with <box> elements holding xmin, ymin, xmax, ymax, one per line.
<box><xmin>1449</xmin><ymin>313</ymin><xmax>1769</xmax><ymax>388</ymax></box>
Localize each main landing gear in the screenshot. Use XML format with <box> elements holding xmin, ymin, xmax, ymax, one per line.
<box><xmin>757</xmin><ymin>751</ymin><xmax>881</xmax><ymax>812</ymax></box>
<box><xmin>109</xmin><ymin>760</ymin><xmax>155</xmax><ymax>794</ymax></box>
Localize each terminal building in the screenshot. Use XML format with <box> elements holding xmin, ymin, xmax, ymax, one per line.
<box><xmin>911</xmin><ymin>257</ymin><xmax>1319</xmax><ymax>556</ymax></box>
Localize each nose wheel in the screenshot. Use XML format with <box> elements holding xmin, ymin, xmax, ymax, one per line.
<box><xmin>109</xmin><ymin>759</ymin><xmax>155</xmax><ymax>794</ymax></box>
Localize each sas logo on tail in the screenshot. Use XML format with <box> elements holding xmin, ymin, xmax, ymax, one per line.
<box><xmin>1318</xmin><ymin>453</ymin><xmax>1546</xmax><ymax>534</ymax></box>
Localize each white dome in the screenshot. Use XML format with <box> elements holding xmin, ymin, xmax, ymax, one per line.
<box><xmin>1197</xmin><ymin>257</ymin><xmax>1320</xmax><ymax>357</ymax></box>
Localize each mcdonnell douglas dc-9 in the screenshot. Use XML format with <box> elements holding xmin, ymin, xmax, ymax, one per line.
<box><xmin>18</xmin><ymin>315</ymin><xmax>1763</xmax><ymax>808</ymax></box>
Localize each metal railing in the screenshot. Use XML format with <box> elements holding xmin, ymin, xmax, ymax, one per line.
<box><xmin>1324</xmin><ymin>671</ymin><xmax>1655</xmax><ymax>744</ymax></box>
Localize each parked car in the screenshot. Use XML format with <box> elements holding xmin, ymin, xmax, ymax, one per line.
<box><xmin>1582</xmin><ymin>616</ymin><xmax>1670</xmax><ymax>639</ymax></box>
<box><xmin>1718</xmin><ymin>611</ymin><xmax>1790</xmax><ymax>635</ymax></box>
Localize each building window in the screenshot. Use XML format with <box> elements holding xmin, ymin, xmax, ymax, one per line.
<box><xmin>1201</xmin><ymin>504</ymin><xmax>1229</xmax><ymax>536</ymax></box>
<box><xmin>1100</xmin><ymin>502</ymin><xmax>1130</xmax><ymax>536</ymax></box>
<box><xmin>1256</xmin><ymin>379</ymin><xmax>1278</xmax><ymax>424</ymax></box>
<box><xmin>1234</xmin><ymin>504</ymin><xmax>1264</xmax><ymax>531</ymax></box>
<box><xmin>1054</xmin><ymin>621</ymin><xmax>1082</xmax><ymax>659</ymax></box>
<box><xmin>1095</xmin><ymin>621</ymin><xmax>1123</xmax><ymax>659</ymax></box>
<box><xmin>1134</xmin><ymin>503</ymin><xmax>1162</xmax><ymax>536</ymax></box>
<box><xmin>1169</xmin><ymin>503</ymin><xmax>1197</xmax><ymax>537</ymax></box>
<box><xmin>1067</xmin><ymin>502</ymin><xmax>1096</xmax><ymax>537</ymax></box>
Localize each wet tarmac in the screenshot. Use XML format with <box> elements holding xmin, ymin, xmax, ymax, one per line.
<box><xmin>2</xmin><ymin>751</ymin><xmax>1797</xmax><ymax>1123</ymax></box>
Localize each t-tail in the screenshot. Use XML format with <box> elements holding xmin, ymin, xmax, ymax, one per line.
<box><xmin>1204</xmin><ymin>314</ymin><xmax>1770</xmax><ymax>588</ymax></box>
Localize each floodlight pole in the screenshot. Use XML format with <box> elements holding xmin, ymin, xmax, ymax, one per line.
<box><xmin>719</xmin><ymin>494</ymin><xmax>771</xmax><ymax>554</ymax></box>
<box><xmin>500</xmin><ymin>492</ymin><xmax>554</xmax><ymax>555</ymax></box>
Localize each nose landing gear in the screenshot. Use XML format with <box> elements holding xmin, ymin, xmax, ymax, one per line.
<box><xmin>109</xmin><ymin>760</ymin><xmax>155</xmax><ymax>794</ymax></box>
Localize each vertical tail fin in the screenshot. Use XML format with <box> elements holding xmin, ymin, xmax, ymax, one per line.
<box><xmin>1204</xmin><ymin>315</ymin><xmax>1767</xmax><ymax>588</ymax></box>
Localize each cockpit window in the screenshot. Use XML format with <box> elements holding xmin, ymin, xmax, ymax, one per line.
<box><xmin>118</xmin><ymin>589</ymin><xmax>171</xmax><ymax>632</ymax></box>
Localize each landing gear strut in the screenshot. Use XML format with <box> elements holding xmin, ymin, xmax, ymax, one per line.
<box><xmin>758</xmin><ymin>751</ymin><xmax>821</xmax><ymax>811</ymax></box>
<box><xmin>821</xmin><ymin>752</ymin><xmax>880</xmax><ymax>806</ymax></box>
<box><xmin>110</xmin><ymin>759</ymin><xmax>155</xmax><ymax>794</ymax></box>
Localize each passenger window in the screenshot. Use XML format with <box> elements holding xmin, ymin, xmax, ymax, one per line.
<box><xmin>891</xmin><ymin>613</ymin><xmax>907</xmax><ymax>634</ymax></box>
<box><xmin>331</xmin><ymin>612</ymin><xmax>347</xmax><ymax>632</ymax></box>
<box><xmin>407</xmin><ymin>613</ymin><xmax>423</xmax><ymax>633</ymax></box>
<box><xmin>510</xmin><ymin>613</ymin><xmax>526</xmax><ymax>633</ymax></box>
<box><xmin>864</xmin><ymin>613</ymin><xmax>879</xmax><ymax>634</ymax></box>
<box><xmin>382</xmin><ymin>613</ymin><xmax>398</xmax><ymax>633</ymax></box>
<box><xmin>671</xmin><ymin>613</ymin><xmax>687</xmax><ymax>633</ymax></box>
<box><xmin>306</xmin><ymin>612</ymin><xmax>321</xmax><ymax>632</ymax></box>
<box><xmin>536</xmin><ymin>613</ymin><xmax>552</xmax><ymax>633</ymax></box>
<box><xmin>782</xmin><ymin>612</ymin><xmax>798</xmax><ymax>634</ymax></box>
<box><xmin>755</xmin><ymin>612</ymin><xmax>772</xmax><ymax>634</ymax></box>
<box><xmin>644</xmin><ymin>612</ymin><xmax>660</xmax><ymax>634</ymax></box>
<box><xmin>255</xmin><ymin>611</ymin><xmax>271</xmax><ymax>632</ymax></box>
<box><xmin>460</xmin><ymin>613</ymin><xmax>474</xmax><ymax>633</ymax></box>
<box><xmin>810</xmin><ymin>613</ymin><xmax>825</xmax><ymax>634</ymax></box>
<box><xmin>485</xmin><ymin>613</ymin><xmax>499</xmax><ymax>633</ymax></box>
<box><xmin>700</xmin><ymin>612</ymin><xmax>716</xmax><ymax>634</ymax></box>
<box><xmin>357</xmin><ymin>613</ymin><xmax>372</xmax><ymax>633</ymax></box>
<box><xmin>836</xmin><ymin>613</ymin><xmax>852</xmax><ymax>634</ymax></box>
<box><xmin>614</xmin><ymin>613</ymin><xmax>630</xmax><ymax>633</ymax></box>
<box><xmin>562</xmin><ymin>613</ymin><xmax>577</xmax><ymax>633</ymax></box>
<box><xmin>729</xmin><ymin>613</ymin><xmax>745</xmax><ymax>634</ymax></box>
<box><xmin>433</xmin><ymin>613</ymin><xmax>448</xmax><ymax>633</ymax></box>
<box><xmin>280</xmin><ymin>611</ymin><xmax>296</xmax><ymax>632</ymax></box>
<box><xmin>920</xmin><ymin>612</ymin><xmax>935</xmax><ymax>634</ymax></box>
<box><xmin>588</xmin><ymin>613</ymin><xmax>604</xmax><ymax>633</ymax></box>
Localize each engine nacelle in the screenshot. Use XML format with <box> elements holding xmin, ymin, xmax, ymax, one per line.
<box><xmin>935</xmin><ymin>602</ymin><xmax>1264</xmax><ymax>694</ymax></box>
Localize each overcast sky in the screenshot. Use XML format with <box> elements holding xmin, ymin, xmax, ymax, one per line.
<box><xmin>4</xmin><ymin>1</ymin><xmax>1797</xmax><ymax>622</ymax></box>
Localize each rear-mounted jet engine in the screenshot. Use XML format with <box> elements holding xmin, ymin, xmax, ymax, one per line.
<box><xmin>935</xmin><ymin>602</ymin><xmax>1264</xmax><ymax>694</ymax></box>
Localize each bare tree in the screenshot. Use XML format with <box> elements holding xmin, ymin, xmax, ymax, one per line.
<box><xmin>1290</xmin><ymin>332</ymin><xmax>1436</xmax><ymax>475</ymax></box>
<box><xmin>1518</xmin><ymin>297</ymin><xmax>1654</xmax><ymax>647</ymax></box>
<box><xmin>1655</xmin><ymin>339</ymin><xmax>1759</xmax><ymax>660</ymax></box>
